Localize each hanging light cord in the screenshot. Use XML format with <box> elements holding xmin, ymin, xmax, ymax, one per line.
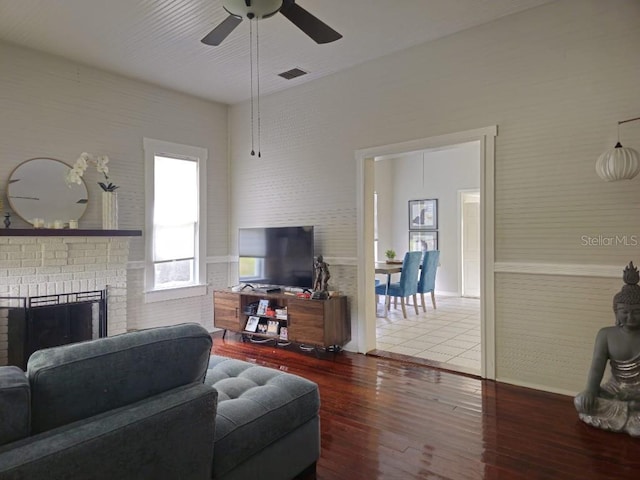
<box><xmin>248</xmin><ymin>19</ymin><xmax>262</xmax><ymax>158</ymax></box>
<box><xmin>616</xmin><ymin>116</ymin><xmax>640</xmax><ymax>146</ymax></box>
<box><xmin>618</xmin><ymin>116</ymin><xmax>640</xmax><ymax>125</ymax></box>
<box><xmin>256</xmin><ymin>19</ymin><xmax>261</xmax><ymax>158</ymax></box>
<box><xmin>249</xmin><ymin>20</ymin><xmax>255</xmax><ymax>156</ymax></box>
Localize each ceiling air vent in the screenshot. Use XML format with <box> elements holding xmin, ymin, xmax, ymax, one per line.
<box><xmin>278</xmin><ymin>67</ymin><xmax>308</xmax><ymax>80</ymax></box>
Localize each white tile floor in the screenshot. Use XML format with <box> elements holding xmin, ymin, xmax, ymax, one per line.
<box><xmin>376</xmin><ymin>295</ymin><xmax>481</xmax><ymax>375</ymax></box>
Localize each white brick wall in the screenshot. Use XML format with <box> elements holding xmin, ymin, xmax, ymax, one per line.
<box><xmin>0</xmin><ymin>236</ymin><xmax>131</xmax><ymax>365</ymax></box>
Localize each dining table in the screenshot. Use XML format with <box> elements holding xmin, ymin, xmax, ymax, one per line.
<box><xmin>375</xmin><ymin>261</ymin><xmax>404</xmax><ymax>276</ymax></box>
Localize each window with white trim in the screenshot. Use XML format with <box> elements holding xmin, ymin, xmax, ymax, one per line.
<box><xmin>144</xmin><ymin>138</ymin><xmax>207</xmax><ymax>299</ymax></box>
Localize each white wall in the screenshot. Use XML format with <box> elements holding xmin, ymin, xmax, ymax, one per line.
<box><xmin>229</xmin><ymin>0</ymin><xmax>640</xmax><ymax>394</ymax></box>
<box><xmin>376</xmin><ymin>142</ymin><xmax>480</xmax><ymax>295</ymax></box>
<box><xmin>0</xmin><ymin>42</ymin><xmax>229</xmax><ymax>332</ymax></box>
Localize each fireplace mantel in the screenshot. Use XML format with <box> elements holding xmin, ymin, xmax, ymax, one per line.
<box><xmin>0</xmin><ymin>229</ymin><xmax>142</xmax><ymax>237</ymax></box>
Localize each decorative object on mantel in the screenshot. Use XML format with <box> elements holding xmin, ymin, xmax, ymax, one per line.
<box><xmin>66</xmin><ymin>152</ymin><xmax>119</xmax><ymax>229</ymax></box>
<box><xmin>101</xmin><ymin>191</ymin><xmax>118</xmax><ymax>229</ymax></box>
<box><xmin>0</xmin><ymin>198</ymin><xmax>6</xmax><ymax>228</ymax></box>
<box><xmin>574</xmin><ymin>261</ymin><xmax>640</xmax><ymax>437</ymax></box>
<box><xmin>8</xmin><ymin>158</ymin><xmax>88</xmax><ymax>227</ymax></box>
<box><xmin>595</xmin><ymin>116</ymin><xmax>640</xmax><ymax>181</ymax></box>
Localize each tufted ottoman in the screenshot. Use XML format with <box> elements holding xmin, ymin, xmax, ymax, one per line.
<box><xmin>205</xmin><ymin>355</ymin><xmax>320</xmax><ymax>480</ymax></box>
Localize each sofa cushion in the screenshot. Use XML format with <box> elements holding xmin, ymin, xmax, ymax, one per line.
<box><xmin>205</xmin><ymin>356</ymin><xmax>320</xmax><ymax>478</ymax></box>
<box><xmin>27</xmin><ymin>323</ymin><xmax>212</xmax><ymax>434</ymax></box>
<box><xmin>0</xmin><ymin>367</ymin><xmax>30</xmax><ymax>446</ymax></box>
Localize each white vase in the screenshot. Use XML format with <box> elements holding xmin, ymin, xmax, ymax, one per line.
<box><xmin>102</xmin><ymin>191</ymin><xmax>118</xmax><ymax>230</ymax></box>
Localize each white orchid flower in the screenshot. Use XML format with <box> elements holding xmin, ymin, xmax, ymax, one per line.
<box><xmin>75</xmin><ymin>154</ymin><xmax>89</xmax><ymax>170</ymax></box>
<box><xmin>66</xmin><ymin>169</ymin><xmax>83</xmax><ymax>185</ymax></box>
<box><xmin>65</xmin><ymin>152</ymin><xmax>118</xmax><ymax>191</ymax></box>
<box><xmin>95</xmin><ymin>155</ymin><xmax>109</xmax><ymax>174</ymax></box>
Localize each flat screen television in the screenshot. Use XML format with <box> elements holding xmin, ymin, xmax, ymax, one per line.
<box><xmin>238</xmin><ymin>226</ymin><xmax>315</xmax><ymax>289</ymax></box>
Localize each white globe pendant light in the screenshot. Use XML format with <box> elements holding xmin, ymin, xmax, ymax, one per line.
<box><xmin>596</xmin><ymin>117</ymin><xmax>640</xmax><ymax>182</ymax></box>
<box><xmin>596</xmin><ymin>142</ymin><xmax>640</xmax><ymax>182</ymax></box>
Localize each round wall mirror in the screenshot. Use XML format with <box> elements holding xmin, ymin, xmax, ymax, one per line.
<box><xmin>7</xmin><ymin>158</ymin><xmax>88</xmax><ymax>225</ymax></box>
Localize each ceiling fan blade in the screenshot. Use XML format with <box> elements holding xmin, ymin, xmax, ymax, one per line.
<box><xmin>201</xmin><ymin>14</ymin><xmax>243</xmax><ymax>46</ymax></box>
<box><xmin>279</xmin><ymin>1</ymin><xmax>342</xmax><ymax>44</ymax></box>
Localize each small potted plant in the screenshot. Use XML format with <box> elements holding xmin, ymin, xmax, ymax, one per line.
<box><xmin>385</xmin><ymin>249</ymin><xmax>396</xmax><ymax>263</ymax></box>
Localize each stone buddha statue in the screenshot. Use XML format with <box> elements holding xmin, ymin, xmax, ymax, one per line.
<box><xmin>574</xmin><ymin>261</ymin><xmax>640</xmax><ymax>436</ymax></box>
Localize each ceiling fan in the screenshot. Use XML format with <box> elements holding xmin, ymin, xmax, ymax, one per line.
<box><xmin>201</xmin><ymin>0</ymin><xmax>342</xmax><ymax>46</ymax></box>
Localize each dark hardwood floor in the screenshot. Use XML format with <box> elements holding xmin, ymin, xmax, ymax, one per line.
<box><xmin>211</xmin><ymin>333</ymin><xmax>640</xmax><ymax>480</ymax></box>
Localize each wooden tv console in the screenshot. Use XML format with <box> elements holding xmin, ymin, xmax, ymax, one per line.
<box><xmin>213</xmin><ymin>289</ymin><xmax>350</xmax><ymax>350</ymax></box>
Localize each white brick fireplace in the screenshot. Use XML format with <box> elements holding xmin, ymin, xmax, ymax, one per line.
<box><xmin>0</xmin><ymin>232</ymin><xmax>139</xmax><ymax>366</ymax></box>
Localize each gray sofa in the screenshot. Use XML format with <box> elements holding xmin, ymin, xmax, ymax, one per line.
<box><xmin>0</xmin><ymin>323</ymin><xmax>320</xmax><ymax>480</ymax></box>
<box><xmin>0</xmin><ymin>323</ymin><xmax>217</xmax><ymax>479</ymax></box>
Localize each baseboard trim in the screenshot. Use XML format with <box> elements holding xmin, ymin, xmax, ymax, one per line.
<box><xmin>497</xmin><ymin>376</ymin><xmax>577</xmax><ymax>397</ymax></box>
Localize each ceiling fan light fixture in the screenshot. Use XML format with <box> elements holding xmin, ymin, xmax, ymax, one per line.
<box><xmin>202</xmin><ymin>0</ymin><xmax>342</xmax><ymax>46</ymax></box>
<box><xmin>223</xmin><ymin>0</ymin><xmax>283</xmax><ymax>20</ymax></box>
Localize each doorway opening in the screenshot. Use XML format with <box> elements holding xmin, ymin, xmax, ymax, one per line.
<box><xmin>372</xmin><ymin>144</ymin><xmax>481</xmax><ymax>375</ymax></box>
<box><xmin>355</xmin><ymin>126</ymin><xmax>496</xmax><ymax>380</ymax></box>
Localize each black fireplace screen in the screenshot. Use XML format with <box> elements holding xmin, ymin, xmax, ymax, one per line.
<box><xmin>2</xmin><ymin>290</ymin><xmax>107</xmax><ymax>370</ymax></box>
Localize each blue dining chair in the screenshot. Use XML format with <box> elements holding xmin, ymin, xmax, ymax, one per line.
<box><xmin>375</xmin><ymin>251</ymin><xmax>422</xmax><ymax>318</ymax></box>
<box><xmin>417</xmin><ymin>250</ymin><xmax>440</xmax><ymax>312</ymax></box>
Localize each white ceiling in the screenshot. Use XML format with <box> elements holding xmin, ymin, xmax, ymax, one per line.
<box><xmin>0</xmin><ymin>0</ymin><xmax>554</xmax><ymax>105</ymax></box>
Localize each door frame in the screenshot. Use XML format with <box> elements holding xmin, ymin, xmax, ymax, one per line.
<box><xmin>355</xmin><ymin>126</ymin><xmax>497</xmax><ymax>379</ymax></box>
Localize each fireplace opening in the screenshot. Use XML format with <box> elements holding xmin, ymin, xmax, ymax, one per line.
<box><xmin>2</xmin><ymin>290</ymin><xmax>107</xmax><ymax>370</ymax></box>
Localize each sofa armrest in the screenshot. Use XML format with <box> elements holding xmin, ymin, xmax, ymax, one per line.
<box><xmin>0</xmin><ymin>366</ymin><xmax>30</xmax><ymax>446</ymax></box>
<box><xmin>0</xmin><ymin>383</ymin><xmax>217</xmax><ymax>480</ymax></box>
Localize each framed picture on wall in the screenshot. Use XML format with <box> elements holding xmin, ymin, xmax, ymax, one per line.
<box><xmin>409</xmin><ymin>231</ymin><xmax>438</xmax><ymax>252</ymax></box>
<box><xmin>408</xmin><ymin>199</ymin><xmax>438</xmax><ymax>230</ymax></box>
